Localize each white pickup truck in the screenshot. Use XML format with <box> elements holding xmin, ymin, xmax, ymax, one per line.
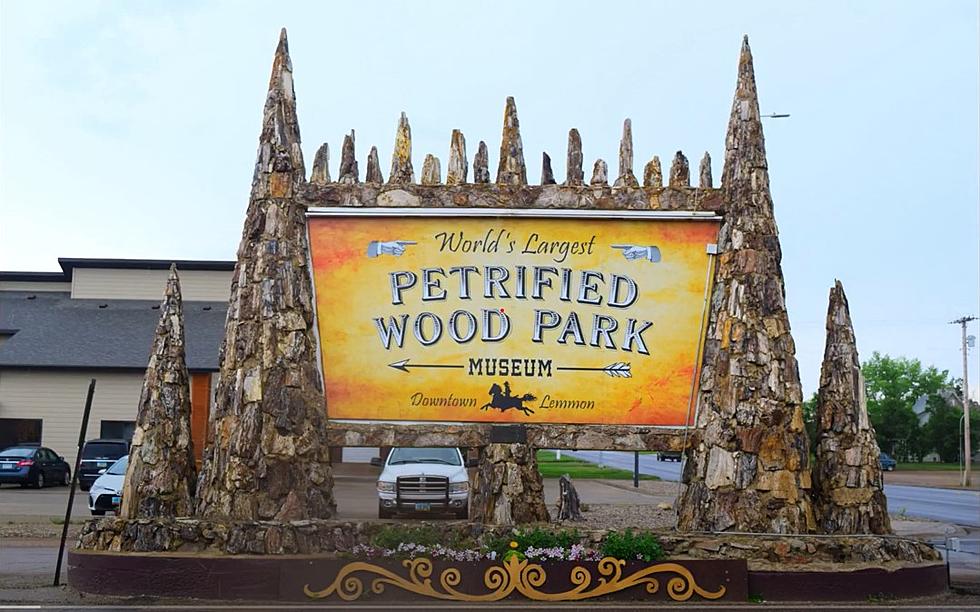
<box><xmin>371</xmin><ymin>447</ymin><xmax>475</xmax><ymax>519</ymax></box>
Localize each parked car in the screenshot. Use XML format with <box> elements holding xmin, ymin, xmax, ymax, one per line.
<box><xmin>0</xmin><ymin>445</ymin><xmax>71</xmax><ymax>488</ymax></box>
<box><xmin>78</xmin><ymin>439</ymin><xmax>129</xmax><ymax>491</ymax></box>
<box><xmin>879</xmin><ymin>452</ymin><xmax>897</xmax><ymax>472</ymax></box>
<box><xmin>88</xmin><ymin>455</ymin><xmax>127</xmax><ymax>516</ymax></box>
<box><xmin>658</xmin><ymin>451</ymin><xmax>683</xmax><ymax>462</ymax></box>
<box><xmin>371</xmin><ymin>447</ymin><xmax>475</xmax><ymax>519</ymax></box>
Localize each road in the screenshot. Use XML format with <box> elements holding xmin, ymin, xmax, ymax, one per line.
<box><xmin>566</xmin><ymin>450</ymin><xmax>980</xmax><ymax>528</ymax></box>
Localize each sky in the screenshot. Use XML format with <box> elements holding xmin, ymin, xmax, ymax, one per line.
<box><xmin>1</xmin><ymin>0</ymin><xmax>978</xmax><ymax>399</ymax></box>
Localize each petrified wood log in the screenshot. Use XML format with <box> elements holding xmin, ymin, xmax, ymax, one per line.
<box><xmin>555</xmin><ymin>474</ymin><xmax>584</xmax><ymax>522</ymax></box>
<box><xmin>471</xmin><ymin>443</ymin><xmax>549</xmax><ymax>525</ymax></box>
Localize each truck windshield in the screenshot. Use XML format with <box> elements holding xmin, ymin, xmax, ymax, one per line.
<box><xmin>388</xmin><ymin>447</ymin><xmax>461</xmax><ymax>466</ymax></box>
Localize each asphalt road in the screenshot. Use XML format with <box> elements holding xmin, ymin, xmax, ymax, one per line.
<box><xmin>566</xmin><ymin>450</ymin><xmax>980</xmax><ymax>528</ymax></box>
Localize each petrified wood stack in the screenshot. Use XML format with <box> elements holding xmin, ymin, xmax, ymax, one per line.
<box><xmin>119</xmin><ymin>265</ymin><xmax>196</xmax><ymax>519</ymax></box>
<box><xmin>194</xmin><ymin>29</ymin><xmax>335</xmax><ymax>521</ymax></box>
<box><xmin>471</xmin><ymin>443</ymin><xmax>550</xmax><ymax>525</ymax></box>
<box><xmin>813</xmin><ymin>281</ymin><xmax>891</xmax><ymax>534</ymax></box>
<box><xmin>677</xmin><ymin>37</ymin><xmax>815</xmax><ymax>533</ymax></box>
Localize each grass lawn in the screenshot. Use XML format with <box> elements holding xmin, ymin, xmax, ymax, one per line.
<box><xmin>535</xmin><ymin>450</ymin><xmax>659</xmax><ymax>481</ymax></box>
<box><xmin>896</xmin><ymin>462</ymin><xmax>961</xmax><ymax>471</ymax></box>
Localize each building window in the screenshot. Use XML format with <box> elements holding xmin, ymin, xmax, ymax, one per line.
<box><xmin>0</xmin><ymin>418</ymin><xmax>42</xmax><ymax>450</ymax></box>
<box><xmin>100</xmin><ymin>420</ymin><xmax>135</xmax><ymax>442</ymax></box>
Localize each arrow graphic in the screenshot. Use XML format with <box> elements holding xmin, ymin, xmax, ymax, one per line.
<box><xmin>389</xmin><ymin>359</ymin><xmax>465</xmax><ymax>373</ymax></box>
<box><xmin>556</xmin><ymin>362</ymin><xmax>632</xmax><ymax>378</ymax></box>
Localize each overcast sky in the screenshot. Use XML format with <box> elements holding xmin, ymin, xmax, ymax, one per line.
<box><xmin>1</xmin><ymin>1</ymin><xmax>978</xmax><ymax>399</ymax></box>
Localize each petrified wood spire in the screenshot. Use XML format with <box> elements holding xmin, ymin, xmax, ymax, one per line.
<box><xmin>566</xmin><ymin>128</ymin><xmax>584</xmax><ymax>186</ymax></box>
<box><xmin>310</xmin><ymin>143</ymin><xmax>330</xmax><ymax>185</ymax></box>
<box><xmin>496</xmin><ymin>97</ymin><xmax>527</xmax><ymax>185</ymax></box>
<box><xmin>643</xmin><ymin>156</ymin><xmax>663</xmax><ymax>187</ymax></box>
<box><xmin>678</xmin><ymin>37</ymin><xmax>814</xmax><ymax>534</ymax></box>
<box><xmin>669</xmin><ymin>151</ymin><xmax>690</xmax><ymax>188</ymax></box>
<box><xmin>421</xmin><ymin>154</ymin><xmax>441</xmax><ymax>185</ymax></box>
<box><xmin>338</xmin><ymin>130</ymin><xmax>358</xmax><ymax>184</ymax></box>
<box><xmin>196</xmin><ymin>29</ymin><xmax>335</xmax><ymax>521</ymax></box>
<box><xmin>365</xmin><ymin>146</ymin><xmax>383</xmax><ymax>184</ymax></box>
<box><xmin>120</xmin><ymin>265</ymin><xmax>195</xmax><ymax>519</ymax></box>
<box><xmin>472</xmin><ymin>443</ymin><xmax>549</xmax><ymax>525</ymax></box>
<box><xmin>590</xmin><ymin>159</ymin><xmax>608</xmax><ymax>186</ymax></box>
<box><xmin>813</xmin><ymin>281</ymin><xmax>892</xmax><ymax>534</ymax></box>
<box><xmin>699</xmin><ymin>152</ymin><xmax>713</xmax><ymax>188</ymax></box>
<box><xmin>614</xmin><ymin>119</ymin><xmax>639</xmax><ymax>187</ymax></box>
<box><xmin>446</xmin><ymin>130</ymin><xmax>467</xmax><ymax>185</ymax></box>
<box><xmin>473</xmin><ymin>140</ymin><xmax>490</xmax><ymax>184</ymax></box>
<box><xmin>541</xmin><ymin>152</ymin><xmax>556</xmax><ymax>185</ymax></box>
<box><xmin>388</xmin><ymin>112</ymin><xmax>414</xmax><ymax>184</ymax></box>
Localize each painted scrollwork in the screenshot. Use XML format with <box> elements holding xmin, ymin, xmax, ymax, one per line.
<box><xmin>304</xmin><ymin>556</ymin><xmax>727</xmax><ymax>602</ymax></box>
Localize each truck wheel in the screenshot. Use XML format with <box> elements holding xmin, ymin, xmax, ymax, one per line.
<box><xmin>34</xmin><ymin>471</ymin><xmax>45</xmax><ymax>489</ymax></box>
<box><xmin>378</xmin><ymin>503</ymin><xmax>392</xmax><ymax>519</ymax></box>
<box><xmin>91</xmin><ymin>509</ymin><xmax>106</xmax><ymax>516</ymax></box>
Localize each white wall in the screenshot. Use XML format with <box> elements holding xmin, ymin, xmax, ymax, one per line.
<box><xmin>71</xmin><ymin>268</ymin><xmax>232</xmax><ymax>302</ymax></box>
<box><xmin>0</xmin><ymin>281</ymin><xmax>71</xmax><ymax>292</ymax></box>
<box><xmin>0</xmin><ymin>369</ymin><xmax>144</xmax><ymax>466</ymax></box>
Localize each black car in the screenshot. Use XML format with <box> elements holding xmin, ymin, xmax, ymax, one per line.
<box><xmin>658</xmin><ymin>451</ymin><xmax>683</xmax><ymax>462</ymax></box>
<box><xmin>78</xmin><ymin>439</ymin><xmax>129</xmax><ymax>491</ymax></box>
<box><xmin>0</xmin><ymin>445</ymin><xmax>71</xmax><ymax>488</ymax></box>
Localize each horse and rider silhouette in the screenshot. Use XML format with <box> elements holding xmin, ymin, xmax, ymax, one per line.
<box><xmin>480</xmin><ymin>381</ymin><xmax>536</xmax><ymax>416</ymax></box>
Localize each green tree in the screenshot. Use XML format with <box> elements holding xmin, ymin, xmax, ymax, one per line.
<box><xmin>920</xmin><ymin>381</ymin><xmax>979</xmax><ymax>463</ymax></box>
<box><xmin>802</xmin><ymin>392</ymin><xmax>818</xmax><ymax>450</ymax></box>
<box><xmin>862</xmin><ymin>353</ymin><xmax>948</xmax><ymax>461</ymax></box>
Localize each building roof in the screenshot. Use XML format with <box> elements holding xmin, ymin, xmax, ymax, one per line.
<box><xmin>0</xmin><ymin>291</ymin><xmax>226</xmax><ymax>371</ymax></box>
<box><xmin>0</xmin><ymin>257</ymin><xmax>236</xmax><ymax>282</ymax></box>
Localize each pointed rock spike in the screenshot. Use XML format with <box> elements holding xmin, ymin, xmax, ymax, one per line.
<box><xmin>310</xmin><ymin>143</ymin><xmax>331</xmax><ymax>184</ymax></box>
<box><xmin>496</xmin><ymin>96</ymin><xmax>527</xmax><ymax>185</ymax></box>
<box><xmin>338</xmin><ymin>130</ymin><xmax>358</xmax><ymax>184</ymax></box>
<box><xmin>446</xmin><ymin>130</ymin><xmax>468</xmax><ymax>185</ymax></box>
<box><xmin>614</xmin><ymin>118</ymin><xmax>639</xmax><ymax>187</ymax></box>
<box><xmin>541</xmin><ymin>152</ymin><xmax>556</xmax><ymax>185</ymax></box>
<box><xmin>699</xmin><ymin>152</ymin><xmax>713</xmax><ymax>188</ymax></box>
<box><xmin>590</xmin><ymin>159</ymin><xmax>608</xmax><ymax>186</ymax></box>
<box><xmin>473</xmin><ymin>140</ymin><xmax>490</xmax><ymax>184</ymax></box>
<box><xmin>388</xmin><ymin>112</ymin><xmax>414</xmax><ymax>184</ymax></box>
<box><xmin>565</xmin><ymin>128</ymin><xmax>584</xmax><ymax>186</ymax></box>
<box><xmin>365</xmin><ymin>146</ymin><xmax>383</xmax><ymax>184</ymax></box>
<box><xmin>722</xmin><ymin>35</ymin><xmax>766</xmax><ymax>193</ymax></box>
<box><xmin>421</xmin><ymin>154</ymin><xmax>441</xmax><ymax>185</ymax></box>
<box><xmin>669</xmin><ymin>151</ymin><xmax>690</xmax><ymax>188</ymax></box>
<box><xmin>253</xmin><ymin>27</ymin><xmax>305</xmax><ymax>199</ymax></box>
<box><xmin>643</xmin><ymin>156</ymin><xmax>663</xmax><ymax>188</ymax></box>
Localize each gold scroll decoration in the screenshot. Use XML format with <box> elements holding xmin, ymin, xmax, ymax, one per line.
<box><xmin>304</xmin><ymin>555</ymin><xmax>726</xmax><ymax>602</ymax></box>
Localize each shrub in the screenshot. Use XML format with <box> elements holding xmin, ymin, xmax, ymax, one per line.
<box><xmin>370</xmin><ymin>524</ymin><xmax>472</xmax><ymax>550</ymax></box>
<box><xmin>600</xmin><ymin>529</ymin><xmax>664</xmax><ymax>563</ymax></box>
<box><xmin>483</xmin><ymin>527</ymin><xmax>581</xmax><ymax>558</ymax></box>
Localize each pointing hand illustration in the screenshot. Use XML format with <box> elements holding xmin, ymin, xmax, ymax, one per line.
<box><xmin>611</xmin><ymin>245</ymin><xmax>662</xmax><ymax>263</ymax></box>
<box><xmin>367</xmin><ymin>240</ymin><xmax>417</xmax><ymax>257</ymax></box>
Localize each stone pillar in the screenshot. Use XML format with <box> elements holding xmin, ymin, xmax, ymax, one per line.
<box><xmin>813</xmin><ymin>281</ymin><xmax>892</xmax><ymax>534</ymax></box>
<box><xmin>119</xmin><ymin>265</ymin><xmax>196</xmax><ymax>519</ymax></box>
<box><xmin>195</xmin><ymin>29</ymin><xmax>335</xmax><ymax>521</ymax></box>
<box><xmin>471</xmin><ymin>443</ymin><xmax>549</xmax><ymax>525</ymax></box>
<box><xmin>677</xmin><ymin>37</ymin><xmax>814</xmax><ymax>534</ymax></box>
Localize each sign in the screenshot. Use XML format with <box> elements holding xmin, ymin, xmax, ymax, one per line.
<box><xmin>308</xmin><ymin>208</ymin><xmax>719</xmax><ymax>426</ymax></box>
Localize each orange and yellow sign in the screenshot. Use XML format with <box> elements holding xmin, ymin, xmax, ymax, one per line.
<box><xmin>308</xmin><ymin>209</ymin><xmax>718</xmax><ymax>426</ymax></box>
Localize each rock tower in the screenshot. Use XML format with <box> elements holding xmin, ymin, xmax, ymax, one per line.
<box><xmin>119</xmin><ymin>265</ymin><xmax>196</xmax><ymax>519</ymax></box>
<box><xmin>677</xmin><ymin>38</ymin><xmax>815</xmax><ymax>533</ymax></box>
<box><xmin>813</xmin><ymin>281</ymin><xmax>891</xmax><ymax>534</ymax></box>
<box><xmin>195</xmin><ymin>29</ymin><xmax>336</xmax><ymax>521</ymax></box>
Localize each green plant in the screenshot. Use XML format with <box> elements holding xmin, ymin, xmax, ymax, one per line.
<box><xmin>370</xmin><ymin>524</ymin><xmax>472</xmax><ymax>550</ymax></box>
<box><xmin>483</xmin><ymin>527</ymin><xmax>581</xmax><ymax>557</ymax></box>
<box><xmin>600</xmin><ymin>529</ymin><xmax>664</xmax><ymax>563</ymax></box>
<box><xmin>748</xmin><ymin>593</ymin><xmax>764</xmax><ymax>603</ymax></box>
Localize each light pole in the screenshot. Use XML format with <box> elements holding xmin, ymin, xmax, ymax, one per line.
<box><xmin>950</xmin><ymin>316</ymin><xmax>976</xmax><ymax>487</ymax></box>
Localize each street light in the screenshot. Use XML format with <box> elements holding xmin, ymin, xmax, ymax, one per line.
<box><xmin>762</xmin><ymin>113</ymin><xmax>791</xmax><ymax>118</ymax></box>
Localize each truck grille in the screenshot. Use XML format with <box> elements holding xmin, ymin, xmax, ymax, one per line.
<box><xmin>396</xmin><ymin>475</ymin><xmax>449</xmax><ymax>497</ymax></box>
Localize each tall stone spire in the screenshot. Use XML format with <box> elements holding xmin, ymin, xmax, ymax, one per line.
<box><xmin>541</xmin><ymin>152</ymin><xmax>556</xmax><ymax>185</ymax></box>
<box><xmin>669</xmin><ymin>151</ymin><xmax>690</xmax><ymax>188</ymax></box>
<box><xmin>119</xmin><ymin>265</ymin><xmax>195</xmax><ymax>519</ymax></box>
<box><xmin>699</xmin><ymin>152</ymin><xmax>713</xmax><ymax>188</ymax></box>
<box><xmin>310</xmin><ymin>143</ymin><xmax>330</xmax><ymax>185</ymax></box>
<box><xmin>446</xmin><ymin>130</ymin><xmax>467</xmax><ymax>185</ymax></box>
<box><xmin>614</xmin><ymin>119</ymin><xmax>639</xmax><ymax>187</ymax></box>
<box><xmin>677</xmin><ymin>37</ymin><xmax>814</xmax><ymax>534</ymax></box>
<box><xmin>249</xmin><ymin>28</ymin><xmax>305</xmax><ymax>200</ymax></box>
<box><xmin>365</xmin><ymin>146</ymin><xmax>383</xmax><ymax>184</ymax></box>
<box><xmin>813</xmin><ymin>281</ymin><xmax>892</xmax><ymax>534</ymax></box>
<box><xmin>388</xmin><ymin>112</ymin><xmax>414</xmax><ymax>184</ymax></box>
<box><xmin>196</xmin><ymin>29</ymin><xmax>335</xmax><ymax>521</ymax></box>
<box><xmin>421</xmin><ymin>154</ymin><xmax>441</xmax><ymax>185</ymax></box>
<box><xmin>496</xmin><ymin>97</ymin><xmax>527</xmax><ymax>185</ymax></box>
<box><xmin>643</xmin><ymin>156</ymin><xmax>663</xmax><ymax>187</ymax></box>
<box><xmin>473</xmin><ymin>141</ymin><xmax>490</xmax><ymax>184</ymax></box>
<box><xmin>566</xmin><ymin>129</ymin><xmax>584</xmax><ymax>186</ymax></box>
<box><xmin>338</xmin><ymin>130</ymin><xmax>358</xmax><ymax>183</ymax></box>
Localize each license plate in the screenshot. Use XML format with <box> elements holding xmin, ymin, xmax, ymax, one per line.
<box><xmin>111</xmin><ymin>496</ymin><xmax>121</xmax><ymax>505</ymax></box>
<box><xmin>97</xmin><ymin>462</ymin><xmax>107</xmax><ymax>468</ymax></box>
<box><xmin>0</xmin><ymin>463</ymin><xmax>13</xmax><ymax>470</ymax></box>
<box><xmin>414</xmin><ymin>502</ymin><xmax>431</xmax><ymax>511</ymax></box>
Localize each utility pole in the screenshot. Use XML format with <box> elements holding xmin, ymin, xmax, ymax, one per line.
<box><xmin>951</xmin><ymin>316</ymin><xmax>976</xmax><ymax>487</ymax></box>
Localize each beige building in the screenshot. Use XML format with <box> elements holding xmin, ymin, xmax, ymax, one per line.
<box><xmin>0</xmin><ymin>258</ymin><xmax>233</xmax><ymax>466</ymax></box>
